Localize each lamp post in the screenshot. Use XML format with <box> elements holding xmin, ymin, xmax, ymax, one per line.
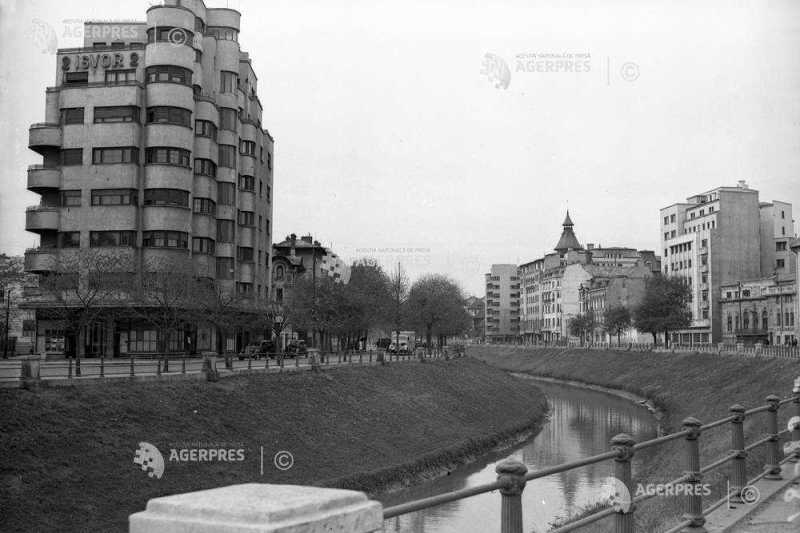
<box><xmin>3</xmin><ymin>287</ymin><xmax>10</xmax><ymax>359</ymax></box>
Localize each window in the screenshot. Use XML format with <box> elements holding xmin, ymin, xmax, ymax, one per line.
<box><xmin>726</xmin><ymin>314</ymin><xmax>733</xmax><ymax>332</ymax></box>
<box><xmin>94</xmin><ymin>106</ymin><xmax>139</xmax><ymax>123</ymax></box>
<box><xmin>664</xmin><ymin>216</ymin><xmax>669</xmax><ymax>225</ymax></box>
<box><xmin>216</xmin><ymin>257</ymin><xmax>234</xmax><ymax>279</ymax></box>
<box><xmin>147</xmin><ymin>106</ymin><xmax>191</xmax><ymax>127</ymax></box>
<box><xmin>192</xmin><ymin>237</ymin><xmax>215</xmax><ymax>255</ymax></box>
<box><xmin>128</xmin><ymin>328</ymin><xmax>157</xmax><ymax>353</ymax></box>
<box><xmin>194</xmin><ymin>120</ymin><xmax>217</xmax><ymax>140</ymax></box>
<box><xmin>61</xmin><ymin>148</ymin><xmax>83</xmax><ymax>166</ymax></box>
<box><xmin>258</xmin><ymin>215</ymin><xmax>262</xmax><ymax>231</ymax></box>
<box><xmin>266</xmin><ymin>185</ymin><xmax>271</xmax><ymax>203</ymax></box>
<box><xmin>236</xmin><ymin>282</ymin><xmax>253</xmax><ymax>295</ymax></box>
<box><xmin>60</xmin><ymin>190</ymin><xmax>81</xmax><ymax>207</ymax></box>
<box><xmin>146</xmin><ymin>26</ymin><xmax>194</xmax><ymax>45</ymax></box>
<box><xmin>90</xmin><ymin>231</ymin><xmax>136</xmax><ymax>247</ymax></box>
<box><xmin>92</xmin><ymin>147</ymin><xmax>139</xmax><ymax>164</ymax></box>
<box><xmin>61</xmin><ymin>107</ymin><xmax>84</xmax><ymax>125</ymax></box>
<box><xmin>145</xmin><ymin>147</ymin><xmax>191</xmax><ymax>167</ymax></box>
<box><xmin>216</xmin><ymin>220</ymin><xmax>235</xmax><ymax>243</ymax></box>
<box><xmin>218</xmin><ymin>144</ymin><xmax>236</xmax><ymax>168</ymax></box>
<box><xmin>217</xmin><ymin>182</ymin><xmax>235</xmax><ymax>205</ymax></box>
<box><xmin>670</xmin><ymin>214</ymin><xmax>675</xmax><ymax>223</ymax></box>
<box><xmin>207</xmin><ymin>27</ymin><xmax>239</xmax><ymax>42</ymax></box>
<box><xmin>220</xmin><ymin>71</ymin><xmax>238</xmax><ymax>93</ymax></box>
<box><xmin>219</xmin><ymin>108</ymin><xmax>237</xmax><ymax>132</ymax></box>
<box><xmin>259</xmin><ymin>180</ymin><xmax>263</xmax><ymax>198</ymax></box>
<box><xmin>266</xmin><ymin>218</ymin><xmax>270</xmax><ymax>234</ymax></box>
<box><xmin>64</xmin><ymin>72</ymin><xmax>88</xmax><ymax>86</ymax></box>
<box><xmin>777</xmin><ymin>241</ymin><xmax>787</xmax><ymax>252</ymax></box>
<box><xmin>267</xmin><ymin>151</ymin><xmax>272</xmax><ymax>170</ymax></box>
<box><xmin>239</xmin><ymin>140</ymin><xmax>256</xmax><ymax>156</ymax></box>
<box><xmin>91</xmin><ymin>189</ymin><xmax>137</xmax><ymax>206</ymax></box>
<box><xmin>237</xmin><ymin>246</ymin><xmax>254</xmax><ymax>262</ymax></box>
<box><xmin>762</xmin><ymin>310</ymin><xmax>768</xmax><ymax>330</ymax></box>
<box><xmin>782</xmin><ymin>210</ymin><xmax>786</xmax><ymax>219</ymax></box>
<box><xmin>146</xmin><ymin>65</ymin><xmax>192</xmax><ymax>85</ymax></box>
<box><xmin>194</xmin><ymin>158</ymin><xmax>217</xmax><ymax>177</ymax></box>
<box><xmin>192</xmin><ymin>197</ymin><xmax>216</xmax><ymax>215</ymax></box>
<box><xmin>143</xmin><ymin>189</ymin><xmax>189</xmax><ymax>207</ymax></box>
<box><xmin>274</xmin><ymin>265</ymin><xmax>285</xmax><ymax>281</ymax></box>
<box><xmin>238</xmin><ymin>175</ymin><xmax>255</xmax><ymax>191</ymax></box>
<box><xmin>777</xmin><ymin>258</ymin><xmax>785</xmax><ymax>269</ymax></box>
<box><xmin>142</xmin><ymin>230</ymin><xmax>188</xmax><ymax>249</ymax></box>
<box><xmin>58</xmin><ymin>231</ymin><xmax>80</xmax><ymax>248</ymax></box>
<box><xmin>237</xmin><ymin>210</ymin><xmax>254</xmax><ymax>226</ymax></box>
<box><xmin>195</xmin><ymin>49</ymin><xmax>202</xmax><ymax>63</ymax></box>
<box><xmin>670</xmin><ymin>230</ymin><xmax>676</xmax><ymax>238</ymax></box>
<box><xmin>105</xmin><ymin>69</ymin><xmax>136</xmax><ymax>84</ymax></box>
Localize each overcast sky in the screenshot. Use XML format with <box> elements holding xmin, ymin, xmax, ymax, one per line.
<box><xmin>1</xmin><ymin>0</ymin><xmax>798</xmax><ymax>295</ymax></box>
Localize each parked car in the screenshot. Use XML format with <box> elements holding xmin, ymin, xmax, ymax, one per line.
<box><xmin>239</xmin><ymin>340</ymin><xmax>275</xmax><ymax>360</ymax></box>
<box><xmin>285</xmin><ymin>340</ymin><xmax>307</xmax><ymax>356</ymax></box>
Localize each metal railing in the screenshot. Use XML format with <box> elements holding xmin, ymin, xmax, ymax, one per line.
<box><xmin>488</xmin><ymin>341</ymin><xmax>800</xmax><ymax>359</ymax></box>
<box><xmin>0</xmin><ymin>347</ymin><xmax>461</xmax><ymax>385</ymax></box>
<box><xmin>384</xmin><ymin>379</ymin><xmax>800</xmax><ymax>532</ymax></box>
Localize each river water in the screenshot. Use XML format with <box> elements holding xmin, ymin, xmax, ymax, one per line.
<box><xmin>379</xmin><ymin>379</ymin><xmax>659</xmax><ymax>533</ymax></box>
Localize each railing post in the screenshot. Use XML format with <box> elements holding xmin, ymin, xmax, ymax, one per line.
<box><xmin>764</xmin><ymin>394</ymin><xmax>782</xmax><ymax>479</ymax></box>
<box><xmin>100</xmin><ymin>354</ymin><xmax>104</xmax><ymax>378</ymax></box>
<box><xmin>728</xmin><ymin>404</ymin><xmax>747</xmax><ymax>503</ymax></box>
<box><xmin>791</xmin><ymin>378</ymin><xmax>800</xmax><ymax>462</ymax></box>
<box><xmin>248</xmin><ymin>355</ymin><xmax>252</xmax><ymax>371</ymax></box>
<box><xmin>495</xmin><ymin>460</ymin><xmax>527</xmax><ymax>533</ymax></box>
<box><xmin>157</xmin><ymin>358</ymin><xmax>161</xmax><ymax>376</ymax></box>
<box><xmin>130</xmin><ymin>354</ymin><xmax>135</xmax><ymax>377</ymax></box>
<box><xmin>610</xmin><ymin>433</ymin><xmax>636</xmax><ymax>533</ymax></box>
<box><xmin>295</xmin><ymin>355</ymin><xmax>299</xmax><ymax>368</ymax></box>
<box><xmin>68</xmin><ymin>357</ymin><xmax>73</xmax><ymax>379</ymax></box>
<box><xmin>182</xmin><ymin>355</ymin><xmax>186</xmax><ymax>374</ymax></box>
<box><xmin>681</xmin><ymin>417</ymin><xmax>707</xmax><ymax>532</ymax></box>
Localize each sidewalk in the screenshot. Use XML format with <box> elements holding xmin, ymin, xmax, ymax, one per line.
<box><xmin>704</xmin><ymin>461</ymin><xmax>800</xmax><ymax>532</ymax></box>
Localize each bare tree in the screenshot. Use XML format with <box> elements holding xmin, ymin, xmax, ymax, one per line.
<box><xmin>388</xmin><ymin>263</ymin><xmax>409</xmax><ymax>352</ymax></box>
<box><xmin>407</xmin><ymin>274</ymin><xmax>470</xmax><ymax>352</ymax></box>
<box><xmin>38</xmin><ymin>249</ymin><xmax>133</xmax><ymax>375</ymax></box>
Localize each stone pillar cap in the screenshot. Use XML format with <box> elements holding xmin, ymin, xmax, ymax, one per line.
<box><xmin>130</xmin><ymin>483</ymin><xmax>383</xmax><ymax>533</ymax></box>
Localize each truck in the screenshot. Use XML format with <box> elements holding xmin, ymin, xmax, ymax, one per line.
<box><xmin>388</xmin><ymin>331</ymin><xmax>415</xmax><ymax>354</ymax></box>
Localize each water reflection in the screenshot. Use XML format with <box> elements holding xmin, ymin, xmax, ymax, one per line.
<box><xmin>380</xmin><ymin>380</ymin><xmax>658</xmax><ymax>533</ymax></box>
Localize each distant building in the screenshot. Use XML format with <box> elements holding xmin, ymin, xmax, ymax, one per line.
<box><xmin>484</xmin><ymin>265</ymin><xmax>520</xmax><ymax>342</ymax></box>
<box><xmin>660</xmin><ymin>181</ymin><xmax>795</xmax><ymax>344</ymax></box>
<box><xmin>719</xmin><ymin>277</ymin><xmax>796</xmax><ymax>346</ymax></box>
<box><xmin>0</xmin><ymin>255</ymin><xmax>37</xmax><ymax>355</ymax></box>
<box><xmin>465</xmin><ymin>296</ymin><xmax>485</xmax><ymax>340</ymax></box>
<box><xmin>518</xmin><ymin>211</ymin><xmax>661</xmax><ymax>343</ymax></box>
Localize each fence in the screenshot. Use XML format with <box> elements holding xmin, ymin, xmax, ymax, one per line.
<box><xmin>383</xmin><ymin>378</ymin><xmax>800</xmax><ymax>533</ymax></box>
<box><xmin>488</xmin><ymin>341</ymin><xmax>800</xmax><ymax>359</ymax></box>
<box><xmin>0</xmin><ymin>347</ymin><xmax>459</xmax><ymax>386</ymax></box>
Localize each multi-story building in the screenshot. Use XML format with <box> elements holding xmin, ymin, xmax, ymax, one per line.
<box><xmin>660</xmin><ymin>181</ymin><xmax>795</xmax><ymax>344</ymax></box>
<box><xmin>518</xmin><ymin>212</ymin><xmax>660</xmax><ymax>343</ymax></box>
<box><xmin>484</xmin><ymin>264</ymin><xmax>520</xmax><ymax>342</ymax></box>
<box><xmin>719</xmin><ymin>277</ymin><xmax>796</xmax><ymax>346</ymax></box>
<box><xmin>23</xmin><ymin>2</ymin><xmax>274</xmax><ymax>357</ymax></box>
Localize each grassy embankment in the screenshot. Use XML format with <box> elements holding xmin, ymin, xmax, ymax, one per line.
<box><xmin>0</xmin><ymin>357</ymin><xmax>547</xmax><ymax>532</ymax></box>
<box><xmin>469</xmin><ymin>345</ymin><xmax>799</xmax><ymax>532</ymax></box>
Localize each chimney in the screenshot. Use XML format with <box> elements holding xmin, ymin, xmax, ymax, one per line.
<box><xmin>737</xmin><ymin>180</ymin><xmax>748</xmax><ymax>189</ymax></box>
<box><xmin>289</xmin><ymin>234</ymin><xmax>297</xmax><ymax>257</ymax></box>
<box><xmin>301</xmin><ymin>235</ymin><xmax>313</xmax><ymax>244</ymax></box>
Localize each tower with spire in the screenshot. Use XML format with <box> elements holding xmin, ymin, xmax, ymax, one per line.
<box><xmin>554</xmin><ymin>210</ymin><xmax>583</xmax><ymax>255</ymax></box>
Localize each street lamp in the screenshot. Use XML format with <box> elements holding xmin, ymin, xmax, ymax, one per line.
<box><xmin>2</xmin><ymin>287</ymin><xmax>10</xmax><ymax>359</ymax></box>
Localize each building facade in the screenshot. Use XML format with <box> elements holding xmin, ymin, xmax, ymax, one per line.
<box><xmin>0</xmin><ymin>256</ymin><xmax>37</xmax><ymax>356</ymax></box>
<box><xmin>465</xmin><ymin>296</ymin><xmax>485</xmax><ymax>341</ymax></box>
<box><xmin>484</xmin><ymin>264</ymin><xmax>520</xmax><ymax>342</ymax></box>
<box><xmin>719</xmin><ymin>277</ymin><xmax>796</xmax><ymax>346</ymax></box>
<box><xmin>23</xmin><ymin>2</ymin><xmax>274</xmax><ymax>357</ymax></box>
<box><xmin>518</xmin><ymin>212</ymin><xmax>660</xmax><ymax>343</ymax></box>
<box><xmin>660</xmin><ymin>181</ymin><xmax>795</xmax><ymax>344</ymax></box>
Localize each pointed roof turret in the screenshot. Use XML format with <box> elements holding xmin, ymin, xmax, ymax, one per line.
<box><xmin>554</xmin><ymin>210</ymin><xmax>582</xmax><ymax>254</ymax></box>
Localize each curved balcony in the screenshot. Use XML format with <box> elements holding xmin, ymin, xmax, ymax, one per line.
<box><xmin>29</xmin><ymin>123</ymin><xmax>62</xmax><ymax>154</ymax></box>
<box><xmin>25</xmin><ymin>206</ymin><xmax>60</xmax><ymax>233</ymax></box>
<box><xmin>27</xmin><ymin>165</ymin><xmax>61</xmax><ymax>193</ymax></box>
<box><xmin>24</xmin><ymin>247</ymin><xmax>57</xmax><ymax>273</ymax></box>
<box><xmin>144</xmin><ymin>41</ymin><xmax>195</xmax><ymax>71</ymax></box>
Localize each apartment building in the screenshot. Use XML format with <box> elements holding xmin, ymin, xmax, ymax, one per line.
<box><xmin>484</xmin><ymin>264</ymin><xmax>520</xmax><ymax>342</ymax></box>
<box><xmin>518</xmin><ymin>212</ymin><xmax>660</xmax><ymax>343</ymax></box>
<box><xmin>23</xmin><ymin>2</ymin><xmax>274</xmax><ymax>356</ymax></box>
<box><xmin>660</xmin><ymin>181</ymin><xmax>795</xmax><ymax>344</ymax></box>
<box><xmin>719</xmin><ymin>277</ymin><xmax>796</xmax><ymax>346</ymax></box>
